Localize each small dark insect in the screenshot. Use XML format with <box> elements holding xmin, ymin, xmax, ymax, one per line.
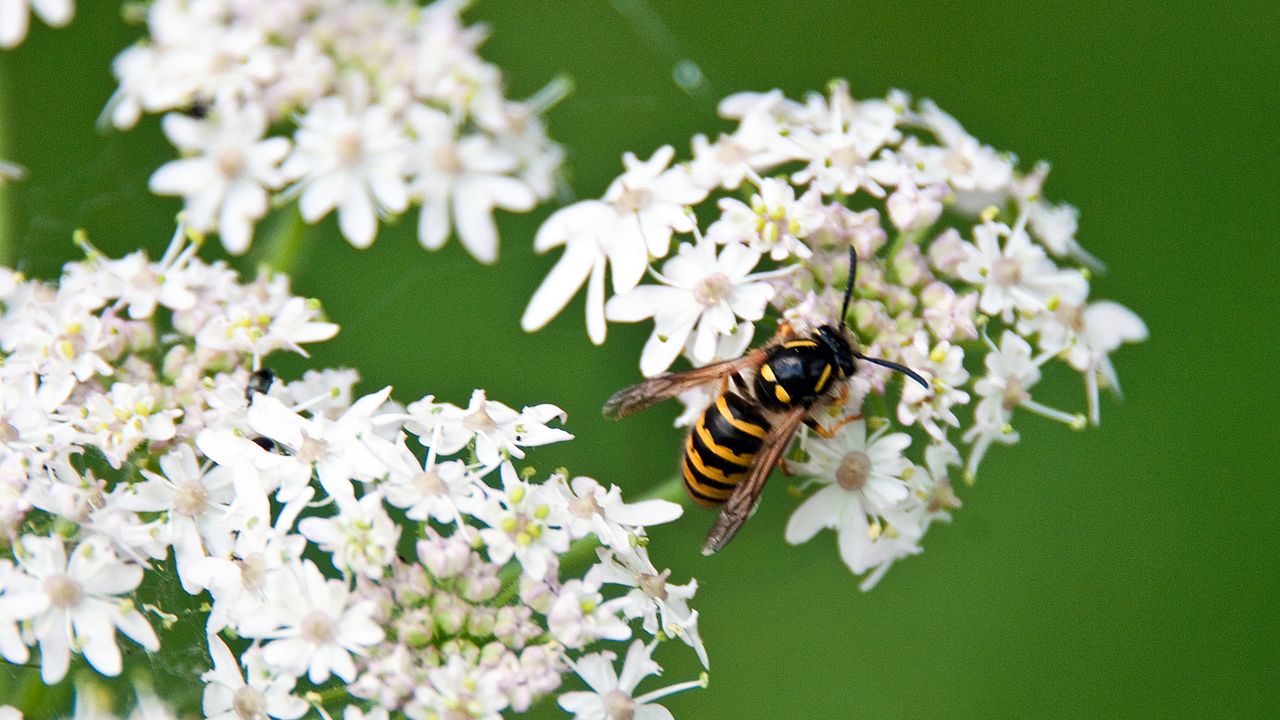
<box><xmin>245</xmin><ymin>368</ymin><xmax>275</xmax><ymax>403</ymax></box>
<box><xmin>246</xmin><ymin>368</ymin><xmax>277</xmax><ymax>452</ymax></box>
<box><xmin>603</xmin><ymin>245</ymin><xmax>928</xmax><ymax>555</ymax></box>
<box><xmin>181</xmin><ymin>99</ymin><xmax>211</xmax><ymax>119</ymax></box>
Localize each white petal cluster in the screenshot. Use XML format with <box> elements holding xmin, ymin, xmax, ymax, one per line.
<box><xmin>525</xmin><ymin>81</ymin><xmax>1147</xmax><ymax>586</ymax></box>
<box><xmin>0</xmin><ymin>231</ymin><xmax>705</xmax><ymax>716</ymax></box>
<box><xmin>0</xmin><ymin>0</ymin><xmax>72</xmax><ymax>50</ymax></box>
<box><xmin>109</xmin><ymin>0</ymin><xmax>563</xmax><ymax>257</ymax></box>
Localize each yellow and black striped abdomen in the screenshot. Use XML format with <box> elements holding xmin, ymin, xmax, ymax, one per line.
<box><xmin>681</xmin><ymin>393</ymin><xmax>770</xmax><ymax>507</ymax></box>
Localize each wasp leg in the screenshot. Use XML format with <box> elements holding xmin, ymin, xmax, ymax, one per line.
<box><xmin>806</xmin><ymin>413</ymin><xmax>865</xmax><ymax>439</ymax></box>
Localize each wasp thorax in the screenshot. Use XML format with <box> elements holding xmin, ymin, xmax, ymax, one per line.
<box><xmin>836</xmin><ymin>451</ymin><xmax>872</xmax><ymax>491</ymax></box>
<box><xmin>991</xmin><ymin>257</ymin><xmax>1023</xmax><ymax>287</ymax></box>
<box><xmin>1002</xmin><ymin>378</ymin><xmax>1028</xmax><ymax>410</ymax></box>
<box><xmin>43</xmin><ymin>574</ymin><xmax>84</xmax><ymax>608</ymax></box>
<box><xmin>173</xmin><ymin>479</ymin><xmax>209</xmax><ymax>517</ymax></box>
<box><xmin>231</xmin><ymin>686</ymin><xmax>266</xmax><ymax>719</ymax></box>
<box><xmin>603</xmin><ymin>689</ymin><xmax>637</xmax><ymax>720</ymax></box>
<box><xmin>692</xmin><ymin>272</ymin><xmax>733</xmax><ymax>306</ymax></box>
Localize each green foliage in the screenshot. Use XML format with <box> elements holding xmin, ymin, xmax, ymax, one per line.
<box><xmin>1</xmin><ymin>0</ymin><xmax>1275</xmax><ymax>717</ymax></box>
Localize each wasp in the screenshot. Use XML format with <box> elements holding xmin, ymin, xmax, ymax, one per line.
<box><xmin>603</xmin><ymin>246</ymin><xmax>929</xmax><ymax>555</ymax></box>
<box><xmin>245</xmin><ymin>368</ymin><xmax>277</xmax><ymax>452</ymax></box>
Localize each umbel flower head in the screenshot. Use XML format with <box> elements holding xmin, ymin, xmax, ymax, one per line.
<box><xmin>524</xmin><ymin>81</ymin><xmax>1147</xmax><ymax>587</ymax></box>
<box><xmin>0</xmin><ymin>227</ymin><xmax>706</xmax><ymax>717</ymax></box>
<box><xmin>107</xmin><ymin>0</ymin><xmax>564</xmax><ymax>259</ymax></box>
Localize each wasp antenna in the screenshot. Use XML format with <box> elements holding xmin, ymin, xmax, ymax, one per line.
<box><xmin>839</xmin><ymin>244</ymin><xmax>858</xmax><ymax>330</ymax></box>
<box><xmin>855</xmin><ymin>352</ymin><xmax>930</xmax><ymax>389</ymax></box>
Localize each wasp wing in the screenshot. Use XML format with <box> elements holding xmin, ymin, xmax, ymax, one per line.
<box><xmin>602</xmin><ymin>349</ymin><xmax>767</xmax><ymax>419</ymax></box>
<box><xmin>701</xmin><ymin>405</ymin><xmax>808</xmax><ymax>555</ymax></box>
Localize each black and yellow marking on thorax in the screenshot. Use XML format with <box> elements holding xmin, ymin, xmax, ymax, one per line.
<box><xmin>813</xmin><ymin>363</ymin><xmax>834</xmax><ymax>394</ymax></box>
<box><xmin>759</xmin><ymin>362</ymin><xmax>792</xmax><ymax>404</ymax></box>
<box><xmin>681</xmin><ymin>393</ymin><xmax>769</xmax><ymax>507</ymax></box>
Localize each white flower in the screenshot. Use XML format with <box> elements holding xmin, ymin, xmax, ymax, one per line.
<box><xmin>194</xmin><ymin>295</ymin><xmax>339</xmax><ymax>359</ymax></box>
<box><xmin>194</xmin><ymin>497</ymin><xmax>309</xmax><ymax>635</ymax></box>
<box><xmin>201</xmin><ymin>636</ymin><xmax>308</xmax><ymax>720</ymax></box>
<box><xmin>546</xmin><ymin>578</ymin><xmax>631</xmax><ymax>649</ymax></box>
<box><xmin>559</xmin><ymin>640</ymin><xmax>703</xmax><ymax>720</ymax></box>
<box><xmin>404</xmin><ymin>389</ymin><xmax>572</xmax><ymax>469</ymax></box>
<box><xmin>281</xmin><ymin>97</ymin><xmax>410</xmax><ymax>248</ymax></box>
<box><xmin>963</xmin><ymin>331</ymin><xmax>1084</xmax><ymax>480</ymax></box>
<box><xmin>920</xmin><ymin>281</ymin><xmax>979</xmax><ymax>342</ymax></box>
<box><xmin>376</xmin><ymin>435</ymin><xmax>482</xmax><ymax>523</ymax></box>
<box><xmin>588</xmin><ymin>546</ymin><xmax>708</xmax><ymax>668</ymax></box>
<box><xmin>149</xmin><ymin>101</ymin><xmax>290</xmax><ymax>253</ymax></box>
<box><xmin>707</xmin><ymin>177</ymin><xmax>823</xmax><ymax>261</ymax></box>
<box><xmin>407</xmin><ymin>105</ymin><xmax>537</xmax><ymax>263</ymax></box>
<box><xmin>522</xmin><ymin>147</ymin><xmax>706</xmax><ymax>344</ymax></box>
<box><xmin>896</xmin><ymin>332</ymin><xmax>971</xmax><ymax>441</ymax></box>
<box><xmin>475</xmin><ymin>464</ymin><xmax>571</xmax><ymax>581</ymax></box>
<box><xmin>0</xmin><ymin>560</ymin><xmax>30</xmax><ymax>665</ymax></box>
<box><xmin>1019</xmin><ymin>300</ymin><xmax>1148</xmax><ymax>424</ymax></box>
<box><xmin>551</xmin><ymin>475</ymin><xmax>683</xmax><ymax>550</ymax></box>
<box><xmin>605</xmin><ymin>235</ymin><xmax>776</xmax><ymax>376</ymax></box>
<box><xmin>298</xmin><ymin>491</ymin><xmax>400</xmax><ymax>580</ymax></box>
<box><xmin>789</xmin><ymin>83</ymin><xmax>899</xmax><ymax>197</ymax></box>
<box><xmin>418</xmin><ymin>655</ymin><xmax>509</xmax><ymax>720</ymax></box>
<box><xmin>1</xmin><ymin>535</ymin><xmax>158</xmax><ymax>683</ymax></box>
<box><xmin>74</xmin><ymin>382</ymin><xmax>180</xmax><ymax>468</ymax></box>
<box><xmin>113</xmin><ymin>444</ymin><xmax>235</xmax><ymax>593</ymax></box>
<box><xmin>0</xmin><ymin>0</ymin><xmax>73</xmax><ymax>49</ymax></box>
<box><xmin>245</xmin><ymin>389</ymin><xmax>390</xmax><ymax>504</ymax></box>
<box><xmin>916</xmin><ymin>99</ymin><xmax>1014</xmax><ymax>195</ymax></box>
<box><xmin>255</xmin><ymin>559</ymin><xmax>384</xmax><ymax>683</ymax></box>
<box><xmin>954</xmin><ymin>218</ymin><xmax>1089</xmax><ymax>322</ymax></box>
<box><xmin>602</xmin><ymin>146</ymin><xmax>708</xmax><ymax>259</ymax></box>
<box><xmin>785</xmin><ymin>420</ymin><xmax>923</xmax><ymax>578</ymax></box>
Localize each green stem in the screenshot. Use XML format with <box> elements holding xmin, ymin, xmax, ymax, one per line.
<box><xmin>254</xmin><ymin>206</ymin><xmax>308</xmax><ymax>276</ymax></box>
<box><xmin>492</xmin><ymin>473</ymin><xmax>690</xmax><ymax>605</ymax></box>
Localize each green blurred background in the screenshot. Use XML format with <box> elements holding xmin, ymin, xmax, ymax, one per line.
<box><xmin>2</xmin><ymin>0</ymin><xmax>1277</xmax><ymax>717</ymax></box>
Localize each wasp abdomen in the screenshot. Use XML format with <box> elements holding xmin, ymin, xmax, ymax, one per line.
<box><xmin>681</xmin><ymin>393</ymin><xmax>770</xmax><ymax>507</ymax></box>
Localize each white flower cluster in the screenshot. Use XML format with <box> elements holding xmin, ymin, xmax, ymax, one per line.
<box><xmin>0</xmin><ymin>161</ymin><xmax>24</xmax><ymax>185</ymax></box>
<box><xmin>0</xmin><ymin>230</ymin><xmax>705</xmax><ymax>718</ymax></box>
<box><xmin>0</xmin><ymin>0</ymin><xmax>72</xmax><ymax>50</ymax></box>
<box><xmin>106</xmin><ymin>0</ymin><xmax>564</xmax><ymax>259</ymax></box>
<box><xmin>524</xmin><ymin>81</ymin><xmax>1147</xmax><ymax>587</ymax></box>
